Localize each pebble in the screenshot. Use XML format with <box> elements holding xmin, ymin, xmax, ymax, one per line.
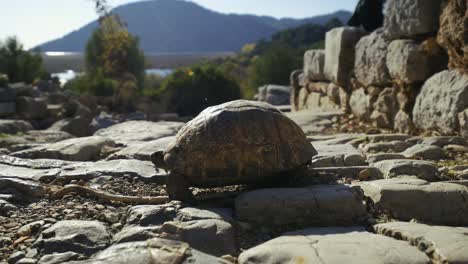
<box><xmin>8</xmin><ymin>251</ymin><xmax>25</xmax><ymax>264</ymax></box>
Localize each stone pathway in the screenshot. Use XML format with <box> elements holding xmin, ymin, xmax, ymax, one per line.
<box><xmin>1</xmin><ymin>112</ymin><xmax>468</xmax><ymax>264</ymax></box>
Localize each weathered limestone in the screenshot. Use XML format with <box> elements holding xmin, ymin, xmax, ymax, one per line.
<box><xmin>387</xmin><ymin>39</ymin><xmax>447</xmax><ymax>84</ymax></box>
<box><xmin>311</xmin><ymin>143</ymin><xmax>366</xmax><ymax>167</ymax></box>
<box><xmin>0</xmin><ymin>120</ymin><xmax>33</xmax><ymax>135</ymax></box>
<box><xmin>354</xmin><ymin>29</ymin><xmax>391</xmax><ymax>87</ymax></box>
<box><xmin>370</xmin><ymin>88</ymin><xmax>399</xmax><ymax>129</ymax></box>
<box><xmin>367</xmin><ymin>153</ymin><xmax>407</xmax><ymax>164</ymax></box>
<box><xmin>254</xmin><ymin>85</ymin><xmax>290</xmax><ymax>106</ymax></box>
<box><xmin>324</xmin><ymin>27</ymin><xmax>366</xmax><ymax>87</ymax></box>
<box><xmin>48</xmin><ymin>117</ymin><xmax>93</xmax><ymax>137</ymax></box>
<box><xmin>349</xmin><ymin>88</ymin><xmax>373</xmax><ymax>120</ymax></box>
<box><xmin>372</xmin><ymin>159</ymin><xmax>440</xmax><ymax>181</ymax></box>
<box><xmin>357</xmin><ymin>177</ymin><xmax>468</xmax><ymax>225</ymax></box>
<box><xmin>107</xmin><ymin>136</ymin><xmax>174</xmax><ymax>161</ymax></box>
<box><xmin>33</xmin><ymin>221</ymin><xmax>111</xmax><ymax>256</ymax></box>
<box><xmin>384</xmin><ymin>0</ymin><xmax>443</xmax><ymax>39</ymax></box>
<box><xmin>238</xmin><ymin>228</ymin><xmax>429</xmax><ymax>264</ymax></box>
<box><xmin>401</xmin><ymin>144</ymin><xmax>446</xmax><ymax>160</ymax></box>
<box><xmin>394</xmin><ymin>110</ymin><xmax>414</xmax><ymax>133</ymax></box>
<box><xmin>304</xmin><ymin>49</ymin><xmax>326</xmax><ymax>81</ymax></box>
<box><xmin>413</xmin><ymin>70</ymin><xmax>468</xmax><ymax>134</ymax></box>
<box><xmin>235</xmin><ymin>185</ymin><xmax>367</xmax><ymax>227</ymax></box>
<box><xmin>94</xmin><ymin>121</ymin><xmax>184</xmax><ymax>146</ymax></box>
<box><xmin>437</xmin><ymin>0</ymin><xmax>468</xmax><ymax>73</ymax></box>
<box><xmin>375</xmin><ymin>222</ymin><xmax>468</xmax><ymax>264</ymax></box>
<box><xmin>11</xmin><ymin>136</ymin><xmax>115</xmax><ymax>162</ymax></box>
<box><xmin>459</xmin><ymin>109</ymin><xmax>468</xmax><ymax>138</ymax></box>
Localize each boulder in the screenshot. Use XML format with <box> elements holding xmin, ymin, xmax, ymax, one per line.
<box><xmin>304</xmin><ymin>49</ymin><xmax>326</xmax><ymax>81</ymax></box>
<box><xmin>64</xmin><ymin>238</ymin><xmax>229</xmax><ymax>264</ymax></box>
<box><xmin>235</xmin><ymin>185</ymin><xmax>367</xmax><ymax>227</ymax></box>
<box><xmin>15</xmin><ymin>96</ymin><xmax>48</xmax><ymax>120</ymax></box>
<box><xmin>95</xmin><ymin>121</ymin><xmax>184</xmax><ymax>146</ymax></box>
<box><xmin>413</xmin><ymin>70</ymin><xmax>468</xmax><ymax>134</ymax></box>
<box><xmin>394</xmin><ymin>110</ymin><xmax>414</xmax><ymax>134</ymax></box>
<box><xmin>371</xmin><ymin>88</ymin><xmax>399</xmax><ymax>129</ymax></box>
<box><xmin>107</xmin><ymin>136</ymin><xmax>174</xmax><ymax>161</ymax></box>
<box><xmin>238</xmin><ymin>228</ymin><xmax>429</xmax><ymax>264</ymax></box>
<box><xmin>357</xmin><ymin>177</ymin><xmax>468</xmax><ymax>225</ymax></box>
<box><xmin>459</xmin><ymin>109</ymin><xmax>468</xmax><ymax>138</ymax></box>
<box><xmin>383</xmin><ymin>0</ymin><xmax>443</xmax><ymax>39</ymax></box>
<box><xmin>324</xmin><ymin>27</ymin><xmax>366</xmax><ymax>87</ymax></box>
<box><xmin>48</xmin><ymin>117</ymin><xmax>93</xmax><ymax>137</ymax></box>
<box><xmin>254</xmin><ymin>85</ymin><xmax>291</xmax><ymax>105</ymax></box>
<box><xmin>372</xmin><ymin>159</ymin><xmax>440</xmax><ymax>181</ymax></box>
<box><xmin>33</xmin><ymin>220</ymin><xmax>111</xmax><ymax>256</ymax></box>
<box><xmin>437</xmin><ymin>0</ymin><xmax>468</xmax><ymax>74</ymax></box>
<box><xmin>354</xmin><ymin>29</ymin><xmax>391</xmax><ymax>87</ymax></box>
<box><xmin>374</xmin><ymin>221</ymin><xmax>468</xmax><ymax>264</ymax></box>
<box><xmin>387</xmin><ymin>39</ymin><xmax>447</xmax><ymax>84</ymax></box>
<box><xmin>349</xmin><ymin>88</ymin><xmax>374</xmax><ymax>120</ymax></box>
<box><xmin>0</xmin><ymin>120</ymin><xmax>33</xmax><ymax>135</ymax></box>
<box><xmin>11</xmin><ymin>136</ymin><xmax>115</xmax><ymax>161</ymax></box>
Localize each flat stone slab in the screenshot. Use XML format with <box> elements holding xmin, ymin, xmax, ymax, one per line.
<box><xmin>311</xmin><ymin>143</ymin><xmax>366</xmax><ymax>167</ymax></box>
<box><xmin>286</xmin><ymin>110</ymin><xmax>344</xmax><ymax>135</ymax></box>
<box><xmin>238</xmin><ymin>228</ymin><xmax>429</xmax><ymax>264</ymax></box>
<box><xmin>11</xmin><ymin>136</ymin><xmax>115</xmax><ymax>162</ymax></box>
<box><xmin>401</xmin><ymin>144</ymin><xmax>446</xmax><ymax>160</ymax></box>
<box><xmin>367</xmin><ymin>153</ymin><xmax>407</xmax><ymax>163</ymax></box>
<box><xmin>357</xmin><ymin>177</ymin><xmax>468</xmax><ymax>225</ymax></box>
<box><xmin>374</xmin><ymin>221</ymin><xmax>468</xmax><ymax>264</ymax></box>
<box><xmin>235</xmin><ymin>185</ymin><xmax>367</xmax><ymax>227</ymax></box>
<box><xmin>0</xmin><ymin>177</ymin><xmax>46</xmax><ymax>198</ymax></box>
<box><xmin>304</xmin><ymin>166</ymin><xmax>383</xmax><ymax>184</ymax></box>
<box><xmin>94</xmin><ymin>121</ymin><xmax>184</xmax><ymax>146</ymax></box>
<box><xmin>373</xmin><ymin>159</ymin><xmax>440</xmax><ymax>181</ymax></box>
<box><xmin>0</xmin><ymin>130</ymin><xmax>73</xmax><ymax>149</ymax></box>
<box><xmin>107</xmin><ymin>136</ymin><xmax>174</xmax><ymax>161</ymax></box>
<box><xmin>0</xmin><ymin>120</ymin><xmax>33</xmax><ymax>134</ymax></box>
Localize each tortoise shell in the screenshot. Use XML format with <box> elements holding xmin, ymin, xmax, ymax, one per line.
<box><xmin>162</xmin><ymin>100</ymin><xmax>316</xmax><ymax>187</ymax></box>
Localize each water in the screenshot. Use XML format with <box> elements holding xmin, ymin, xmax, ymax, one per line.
<box><xmin>51</xmin><ymin>68</ymin><xmax>174</xmax><ymax>85</ymax></box>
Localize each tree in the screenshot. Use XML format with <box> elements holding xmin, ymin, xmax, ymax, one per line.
<box><xmin>0</xmin><ymin>37</ymin><xmax>43</xmax><ymax>83</ymax></box>
<box><xmin>160</xmin><ymin>65</ymin><xmax>241</xmax><ymax>116</ymax></box>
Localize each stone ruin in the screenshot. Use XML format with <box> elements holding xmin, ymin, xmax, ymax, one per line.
<box><xmin>291</xmin><ymin>0</ymin><xmax>468</xmax><ymax>137</ymax></box>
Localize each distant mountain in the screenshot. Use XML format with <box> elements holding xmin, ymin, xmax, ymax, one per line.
<box><xmin>38</xmin><ymin>0</ymin><xmax>351</xmax><ymax>53</ymax></box>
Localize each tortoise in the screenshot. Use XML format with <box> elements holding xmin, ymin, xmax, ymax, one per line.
<box><xmin>151</xmin><ymin>100</ymin><xmax>317</xmax><ymax>202</ymax></box>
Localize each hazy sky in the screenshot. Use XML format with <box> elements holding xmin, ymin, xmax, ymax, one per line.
<box><xmin>0</xmin><ymin>0</ymin><xmax>358</xmax><ymax>49</ymax></box>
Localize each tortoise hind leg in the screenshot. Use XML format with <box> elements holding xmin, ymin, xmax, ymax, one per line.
<box><xmin>166</xmin><ymin>172</ymin><xmax>195</xmax><ymax>204</ymax></box>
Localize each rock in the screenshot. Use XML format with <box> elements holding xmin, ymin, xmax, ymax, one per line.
<box><xmin>375</xmin><ymin>221</ymin><xmax>468</xmax><ymax>264</ymax></box>
<box><xmin>9</xmin><ymin>83</ymin><xmax>37</xmax><ymax>97</ymax></box>
<box><xmin>12</xmin><ymin>136</ymin><xmax>115</xmax><ymax>161</ymax></box>
<box><xmin>235</xmin><ymin>185</ymin><xmax>367</xmax><ymax>227</ymax></box>
<box><xmin>289</xmin><ymin>70</ymin><xmax>302</xmax><ymax>111</ymax></box>
<box><xmin>394</xmin><ymin>110</ymin><xmax>414</xmax><ymax>133</ymax></box>
<box><xmin>420</xmin><ymin>136</ymin><xmax>468</xmax><ymax>147</ymax></box>
<box><xmin>0</xmin><ymin>163</ymin><xmax>60</xmax><ymax>181</ymax></box>
<box><xmin>255</xmin><ymin>85</ymin><xmax>291</xmax><ymax>106</ymax></box>
<box><xmin>48</xmin><ymin>117</ymin><xmax>92</xmax><ymax>137</ymax></box>
<box><xmin>89</xmin><ymin>112</ymin><xmax>117</xmax><ymax>132</ymax></box>
<box><xmin>16</xmin><ymin>96</ymin><xmax>48</xmax><ymax>120</ymax></box>
<box><xmin>413</xmin><ymin>70</ymin><xmax>468</xmax><ymax>134</ymax></box>
<box><xmin>0</xmin><ymin>155</ymin><xmax>73</xmax><ymax>169</ymax></box>
<box><xmin>0</xmin><ymin>130</ymin><xmax>73</xmax><ymax>149</ymax></box>
<box><xmin>305</xmin><ymin>166</ymin><xmax>383</xmax><ymax>183</ymax></box>
<box><xmin>95</xmin><ymin>121</ymin><xmax>184</xmax><ymax>146</ymax></box>
<box><xmin>387</xmin><ymin>39</ymin><xmax>447</xmax><ymax>84</ymax></box>
<box><xmin>311</xmin><ymin>143</ymin><xmax>366</xmax><ymax>167</ymax></box>
<box><xmin>8</xmin><ymin>251</ymin><xmax>26</xmax><ymax>264</ymax></box>
<box><xmin>286</xmin><ymin>110</ymin><xmax>343</xmax><ymax>135</ymax></box>
<box><xmin>65</xmin><ymin>238</ymin><xmax>229</xmax><ymax>264</ymax></box>
<box><xmin>383</xmin><ymin>0</ymin><xmax>443</xmax><ymax>39</ymax></box>
<box><xmin>437</xmin><ymin>0</ymin><xmax>468</xmax><ymax>73</ymax></box>
<box><xmin>367</xmin><ymin>153</ymin><xmax>407</xmax><ymax>163</ymax></box>
<box><xmin>107</xmin><ymin>136</ymin><xmax>175</xmax><ymax>161</ymax></box>
<box><xmin>16</xmin><ymin>258</ymin><xmax>39</xmax><ymax>264</ymax></box>
<box><xmin>401</xmin><ymin>144</ymin><xmax>446</xmax><ymax>160</ymax></box>
<box><xmin>304</xmin><ymin>49</ymin><xmax>326</xmax><ymax>81</ymax></box>
<box><xmin>362</xmin><ymin>141</ymin><xmax>412</xmax><ymax>153</ymax></box>
<box><xmin>349</xmin><ymin>88</ymin><xmax>375</xmax><ymax>120</ymax></box>
<box><xmin>357</xmin><ymin>177</ymin><xmax>468</xmax><ymax>225</ymax></box>
<box><xmin>0</xmin><ymin>87</ymin><xmax>15</xmax><ymax>102</ymax></box>
<box><xmin>126</xmin><ymin>203</ymin><xmax>180</xmax><ymax>227</ymax></box>
<box><xmin>112</xmin><ymin>226</ymin><xmax>159</xmax><ymax>244</ymax></box>
<box><xmin>17</xmin><ymin>220</ymin><xmax>45</xmax><ymax>237</ymax></box>
<box><xmin>57</xmin><ymin>159</ymin><xmax>166</xmax><ymax>182</ymax></box>
<box><xmin>0</xmin><ymin>199</ymin><xmax>17</xmax><ymax>214</ymax></box>
<box><xmin>238</xmin><ymin>227</ymin><xmax>429</xmax><ymax>264</ymax></box>
<box><xmin>459</xmin><ymin>109</ymin><xmax>468</xmax><ymax>138</ymax></box>
<box><xmin>367</xmin><ymin>133</ymin><xmax>412</xmax><ymax>143</ymax></box>
<box><xmin>371</xmin><ymin>88</ymin><xmax>399</xmax><ymax>129</ymax></box>
<box><xmin>373</xmin><ymin>159</ymin><xmax>440</xmax><ymax>181</ymax></box>
<box><xmin>0</xmin><ymin>120</ymin><xmax>33</xmax><ymax>135</ymax></box>
<box><xmin>354</xmin><ymin>29</ymin><xmax>391</xmax><ymax>87</ymax></box>
<box><xmin>0</xmin><ymin>102</ymin><xmax>16</xmax><ymax>117</ymax></box>
<box><xmin>38</xmin><ymin>252</ymin><xmax>83</xmax><ymax>264</ymax></box>
<box><xmin>0</xmin><ymin>177</ymin><xmax>46</xmax><ymax>198</ymax></box>
<box><xmin>175</xmin><ymin>207</ymin><xmax>232</xmax><ymax>222</ymax></box>
<box><xmin>159</xmin><ymin>219</ymin><xmax>236</xmax><ymax>256</ymax></box>
<box><xmin>33</xmin><ymin>220</ymin><xmax>111</xmax><ymax>256</ymax></box>
<box><xmin>324</xmin><ymin>27</ymin><xmax>366</xmax><ymax>87</ymax></box>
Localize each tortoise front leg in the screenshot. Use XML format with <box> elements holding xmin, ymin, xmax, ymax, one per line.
<box><xmin>166</xmin><ymin>172</ymin><xmax>195</xmax><ymax>204</ymax></box>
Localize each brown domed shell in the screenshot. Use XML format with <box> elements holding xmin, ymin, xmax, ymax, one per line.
<box><xmin>163</xmin><ymin>100</ymin><xmax>316</xmax><ymax>187</ymax></box>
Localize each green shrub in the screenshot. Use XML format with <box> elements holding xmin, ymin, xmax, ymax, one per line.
<box><xmin>246</xmin><ymin>44</ymin><xmax>301</xmax><ymax>98</ymax></box>
<box><xmin>160</xmin><ymin>65</ymin><xmax>241</xmax><ymax>116</ymax></box>
<box><xmin>0</xmin><ymin>37</ymin><xmax>43</xmax><ymax>84</ymax></box>
<box><xmin>64</xmin><ymin>68</ymin><xmax>117</xmax><ymax>96</ymax></box>
<box><xmin>141</xmin><ymin>73</ymin><xmax>166</xmax><ymax>98</ymax></box>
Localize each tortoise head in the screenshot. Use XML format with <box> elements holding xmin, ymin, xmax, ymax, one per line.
<box><xmin>151</xmin><ymin>150</ymin><xmax>168</xmax><ymax>171</ymax></box>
